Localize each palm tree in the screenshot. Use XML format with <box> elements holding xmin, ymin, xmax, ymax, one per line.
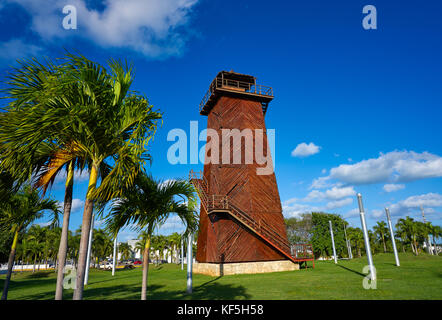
<box><xmin>396</xmin><ymin>217</ymin><xmax>419</xmax><ymax>255</ymax></box>
<box><xmin>59</xmin><ymin>55</ymin><xmax>162</xmax><ymax>300</ymax></box>
<box><xmin>118</xmin><ymin>243</ymin><xmax>133</xmax><ymax>261</ymax></box>
<box><xmin>106</xmin><ymin>173</ymin><xmax>198</xmax><ymax>300</ymax></box>
<box><xmin>373</xmin><ymin>221</ymin><xmax>389</xmax><ymax>253</ymax></box>
<box><xmin>0</xmin><ymin>54</ymin><xmax>162</xmax><ymax>300</ymax></box>
<box><xmin>27</xmin><ymin>225</ymin><xmax>47</xmax><ymax>271</ymax></box>
<box><xmin>68</xmin><ymin>230</ymin><xmax>81</xmax><ymax>268</ymax></box>
<box><xmin>433</xmin><ymin>225</ymin><xmax>442</xmax><ymax>255</ymax></box>
<box><xmin>0</xmin><ymin>57</ymin><xmax>88</xmax><ymax>300</ymax></box>
<box><xmin>27</xmin><ymin>239</ymin><xmax>43</xmax><ymax>273</ymax></box>
<box><xmin>92</xmin><ymin>229</ymin><xmax>113</xmax><ymax>267</ymax></box>
<box><xmin>347</xmin><ymin>227</ymin><xmax>364</xmax><ymax>257</ymax></box>
<box><xmin>152</xmin><ymin>235</ymin><xmax>169</xmax><ymax>263</ymax></box>
<box><xmin>0</xmin><ymin>185</ymin><xmax>59</xmax><ymax>300</ymax></box>
<box><xmin>168</xmin><ymin>232</ymin><xmax>182</xmax><ymax>264</ymax></box>
<box><xmin>136</xmin><ymin>231</ymin><xmax>151</xmax><ymax>262</ymax></box>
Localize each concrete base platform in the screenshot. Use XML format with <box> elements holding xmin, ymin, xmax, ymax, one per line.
<box><xmin>193</xmin><ymin>260</ymin><xmax>299</xmax><ymax>276</ymax></box>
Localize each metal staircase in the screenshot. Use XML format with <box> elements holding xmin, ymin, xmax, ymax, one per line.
<box><xmin>190</xmin><ymin>170</ymin><xmax>314</xmax><ymax>267</ymax></box>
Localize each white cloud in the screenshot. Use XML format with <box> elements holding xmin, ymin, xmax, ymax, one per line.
<box><xmin>283</xmin><ymin>197</ymin><xmax>353</xmax><ymax>217</ymax></box>
<box><xmin>317</xmin><ymin>150</ymin><xmax>442</xmax><ymax>186</ymax></box>
<box><xmin>35</xmin><ymin>221</ymin><xmax>52</xmax><ymax>227</ymax></box>
<box><xmin>54</xmin><ymin>168</ymin><xmax>90</xmax><ymax>184</ymax></box>
<box><xmin>325</xmin><ymin>198</ymin><xmax>353</xmax><ymax>210</ymax></box>
<box><xmin>94</xmin><ymin>219</ymin><xmax>106</xmax><ymax>228</ymax></box>
<box><xmin>325</xmin><ymin>186</ymin><xmax>356</xmax><ymax>200</ymax></box>
<box><xmin>151</xmin><ymin>215</ymin><xmax>187</xmax><ymax>235</ymax></box>
<box><xmin>344</xmin><ymin>208</ymin><xmax>360</xmax><ymax>218</ymax></box>
<box><xmin>58</xmin><ymin>198</ymin><xmax>85</xmax><ymax>213</ymax></box>
<box><xmin>371</xmin><ymin>209</ymin><xmax>383</xmax><ymax>218</ymax></box>
<box><xmin>303</xmin><ymin>190</ymin><xmax>324</xmax><ymax>202</ymax></box>
<box><xmin>282</xmin><ymin>203</ymin><xmax>321</xmax><ymax>218</ymax></box>
<box><xmin>117</xmin><ymin>228</ymin><xmax>139</xmax><ymax>242</ymax></box>
<box><xmin>303</xmin><ymin>186</ymin><xmax>356</xmax><ymax>202</ymax></box>
<box><xmin>283</xmin><ymin>198</ymin><xmax>299</xmax><ymax>206</ymax></box>
<box><xmin>310</xmin><ymin>176</ymin><xmax>332</xmax><ymax>189</ymax></box>
<box><xmin>4</xmin><ymin>0</ymin><xmax>199</xmax><ymax>58</ymax></box>
<box><xmin>0</xmin><ymin>39</ymin><xmax>44</xmax><ymax>62</ymax></box>
<box><xmin>291</xmin><ymin>142</ymin><xmax>321</xmax><ymax>158</ymax></box>
<box><xmin>388</xmin><ymin>193</ymin><xmax>442</xmax><ymax>217</ymax></box>
<box><xmin>383</xmin><ymin>183</ymin><xmax>405</xmax><ymax>193</ymax></box>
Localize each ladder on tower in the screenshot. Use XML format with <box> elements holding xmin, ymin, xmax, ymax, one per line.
<box><xmin>189</xmin><ymin>170</ymin><xmax>315</xmax><ymax>268</ymax></box>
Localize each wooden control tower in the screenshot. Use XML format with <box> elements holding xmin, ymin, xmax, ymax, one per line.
<box><xmin>190</xmin><ymin>71</ymin><xmax>314</xmax><ymax>267</ymax></box>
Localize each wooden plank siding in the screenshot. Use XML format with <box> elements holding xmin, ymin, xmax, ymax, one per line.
<box><xmin>196</xmin><ymin>95</ymin><xmax>289</xmax><ymax>263</ymax></box>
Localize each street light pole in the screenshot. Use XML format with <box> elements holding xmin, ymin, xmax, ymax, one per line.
<box><xmin>357</xmin><ymin>193</ymin><xmax>376</xmax><ymax>281</ymax></box>
<box><xmin>112</xmin><ymin>236</ymin><xmax>117</xmax><ymax>276</ymax></box>
<box><xmin>420</xmin><ymin>206</ymin><xmax>434</xmax><ymax>255</ymax></box>
<box><xmin>181</xmin><ymin>235</ymin><xmax>184</xmax><ymax>271</ymax></box>
<box><xmin>84</xmin><ymin>213</ymin><xmax>94</xmax><ymax>285</ymax></box>
<box><xmin>329</xmin><ymin>221</ymin><xmax>338</xmax><ymax>264</ymax></box>
<box><xmin>186</xmin><ymin>232</ymin><xmax>193</xmax><ymax>294</ymax></box>
<box><xmin>385</xmin><ymin>207</ymin><xmax>400</xmax><ymax>267</ymax></box>
<box><xmin>343</xmin><ymin>223</ymin><xmax>352</xmax><ymax>259</ymax></box>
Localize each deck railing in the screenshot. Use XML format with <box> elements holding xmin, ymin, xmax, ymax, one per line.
<box><xmin>190</xmin><ymin>170</ymin><xmax>315</xmax><ymax>266</ymax></box>
<box><xmin>199</xmin><ymin>77</ymin><xmax>273</xmax><ymax>113</ymax></box>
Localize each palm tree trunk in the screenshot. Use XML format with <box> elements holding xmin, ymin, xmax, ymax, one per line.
<box><xmin>1</xmin><ymin>228</ymin><xmax>19</xmax><ymax>300</ymax></box>
<box><xmin>73</xmin><ymin>164</ymin><xmax>98</xmax><ymax>300</ymax></box>
<box><xmin>55</xmin><ymin>162</ymin><xmax>74</xmax><ymax>300</ymax></box>
<box><xmin>382</xmin><ymin>236</ymin><xmax>387</xmax><ymax>253</ymax></box>
<box><xmin>141</xmin><ymin>237</ymin><xmax>151</xmax><ymax>300</ymax></box>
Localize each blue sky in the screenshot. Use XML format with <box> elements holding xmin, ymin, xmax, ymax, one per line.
<box><xmin>1</xmin><ymin>0</ymin><xmax>441</xmax><ymax>241</ymax></box>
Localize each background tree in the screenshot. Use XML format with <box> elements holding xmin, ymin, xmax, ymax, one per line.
<box><xmin>373</xmin><ymin>221</ymin><xmax>389</xmax><ymax>253</ymax></box>
<box><xmin>311</xmin><ymin>212</ymin><xmax>347</xmax><ymax>259</ymax></box>
<box><xmin>168</xmin><ymin>232</ymin><xmax>182</xmax><ymax>264</ymax></box>
<box><xmin>106</xmin><ymin>173</ymin><xmax>198</xmax><ymax>300</ymax></box>
<box><xmin>92</xmin><ymin>229</ymin><xmax>113</xmax><ymax>267</ymax></box>
<box><xmin>396</xmin><ymin>217</ymin><xmax>419</xmax><ymax>255</ymax></box>
<box><xmin>285</xmin><ymin>213</ymin><xmax>313</xmax><ymax>245</ymax></box>
<box><xmin>118</xmin><ymin>242</ymin><xmax>133</xmax><ymax>261</ymax></box>
<box><xmin>346</xmin><ymin>227</ymin><xmax>364</xmax><ymax>257</ymax></box>
<box><xmin>0</xmin><ymin>185</ymin><xmax>59</xmax><ymax>300</ymax></box>
<box><xmin>0</xmin><ymin>54</ymin><xmax>162</xmax><ymax>300</ymax></box>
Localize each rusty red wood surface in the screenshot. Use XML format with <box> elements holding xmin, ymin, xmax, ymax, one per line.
<box><xmin>196</xmin><ymin>95</ymin><xmax>289</xmax><ymax>263</ymax></box>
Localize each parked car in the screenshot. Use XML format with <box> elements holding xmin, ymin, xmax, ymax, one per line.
<box><xmin>99</xmin><ymin>261</ymin><xmax>113</xmax><ymax>270</ymax></box>
<box><xmin>133</xmin><ymin>260</ymin><xmax>142</xmax><ymax>265</ymax></box>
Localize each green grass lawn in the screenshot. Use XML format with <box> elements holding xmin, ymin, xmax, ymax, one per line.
<box><xmin>1</xmin><ymin>253</ymin><xmax>441</xmax><ymax>300</ymax></box>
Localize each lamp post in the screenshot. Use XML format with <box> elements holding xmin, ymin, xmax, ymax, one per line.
<box><xmin>186</xmin><ymin>232</ymin><xmax>193</xmax><ymax>294</ymax></box>
<box><xmin>357</xmin><ymin>193</ymin><xmax>376</xmax><ymax>281</ymax></box>
<box><xmin>329</xmin><ymin>220</ymin><xmax>338</xmax><ymax>264</ymax></box>
<box><xmin>84</xmin><ymin>213</ymin><xmax>94</xmax><ymax>285</ymax></box>
<box><xmin>420</xmin><ymin>206</ymin><xmax>434</xmax><ymax>255</ymax></box>
<box><xmin>181</xmin><ymin>235</ymin><xmax>184</xmax><ymax>271</ymax></box>
<box><xmin>112</xmin><ymin>236</ymin><xmax>117</xmax><ymax>276</ymax></box>
<box><xmin>343</xmin><ymin>223</ymin><xmax>352</xmax><ymax>259</ymax></box>
<box><xmin>385</xmin><ymin>208</ymin><xmax>400</xmax><ymax>267</ymax></box>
